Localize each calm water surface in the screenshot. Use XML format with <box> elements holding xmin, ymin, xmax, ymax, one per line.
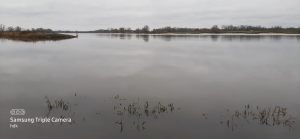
<box><xmin>0</xmin><ymin>34</ymin><xmax>300</xmax><ymax>139</ymax></box>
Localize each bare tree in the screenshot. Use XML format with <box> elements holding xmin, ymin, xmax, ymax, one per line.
<box><xmin>14</xmin><ymin>26</ymin><xmax>22</xmax><ymax>32</ymax></box>
<box><xmin>141</xmin><ymin>25</ymin><xmax>150</xmax><ymax>33</ymax></box>
<box><xmin>119</xmin><ymin>27</ymin><xmax>125</xmax><ymax>33</ymax></box>
<box><xmin>0</xmin><ymin>24</ymin><xmax>5</xmax><ymax>32</ymax></box>
<box><xmin>211</xmin><ymin>25</ymin><xmax>221</xmax><ymax>33</ymax></box>
<box><xmin>7</xmin><ymin>26</ymin><xmax>14</xmax><ymax>32</ymax></box>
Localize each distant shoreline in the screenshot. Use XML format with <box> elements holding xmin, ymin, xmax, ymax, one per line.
<box><xmin>75</xmin><ymin>32</ymin><xmax>300</xmax><ymax>36</ymax></box>
<box><xmin>0</xmin><ymin>32</ymin><xmax>77</xmax><ymax>42</ymax></box>
<box><xmin>58</xmin><ymin>25</ymin><xmax>300</xmax><ymax>35</ymax></box>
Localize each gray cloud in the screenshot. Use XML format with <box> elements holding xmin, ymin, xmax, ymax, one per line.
<box><xmin>0</xmin><ymin>0</ymin><xmax>299</xmax><ymax>30</ymax></box>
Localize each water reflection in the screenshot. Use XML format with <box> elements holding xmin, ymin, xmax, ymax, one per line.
<box><xmin>96</xmin><ymin>33</ymin><xmax>300</xmax><ymax>42</ymax></box>
<box><xmin>136</xmin><ymin>35</ymin><xmax>149</xmax><ymax>42</ymax></box>
<box><xmin>0</xmin><ymin>38</ymin><xmax>71</xmax><ymax>43</ymax></box>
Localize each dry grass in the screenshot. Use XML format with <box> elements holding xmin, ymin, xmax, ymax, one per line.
<box><xmin>0</xmin><ymin>32</ymin><xmax>76</xmax><ymax>42</ymax></box>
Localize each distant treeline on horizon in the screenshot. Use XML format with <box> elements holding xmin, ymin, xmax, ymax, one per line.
<box><xmin>1</xmin><ymin>24</ymin><xmax>300</xmax><ymax>34</ymax></box>
<box><xmin>0</xmin><ymin>24</ymin><xmax>54</xmax><ymax>33</ymax></box>
<box><xmin>59</xmin><ymin>25</ymin><xmax>300</xmax><ymax>34</ymax></box>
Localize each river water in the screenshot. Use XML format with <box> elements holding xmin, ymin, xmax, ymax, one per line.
<box><xmin>0</xmin><ymin>34</ymin><xmax>299</xmax><ymax>139</ymax></box>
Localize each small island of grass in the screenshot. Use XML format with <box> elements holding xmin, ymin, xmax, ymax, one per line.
<box><xmin>0</xmin><ymin>32</ymin><xmax>77</xmax><ymax>42</ymax></box>
<box><xmin>0</xmin><ymin>25</ymin><xmax>77</xmax><ymax>42</ymax></box>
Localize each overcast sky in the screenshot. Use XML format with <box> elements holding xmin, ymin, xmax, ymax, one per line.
<box><xmin>0</xmin><ymin>0</ymin><xmax>299</xmax><ymax>30</ymax></box>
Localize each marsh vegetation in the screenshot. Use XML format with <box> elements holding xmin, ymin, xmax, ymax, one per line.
<box><xmin>42</xmin><ymin>94</ymin><xmax>297</xmax><ymax>133</ymax></box>
<box><xmin>0</xmin><ymin>24</ymin><xmax>76</xmax><ymax>42</ymax></box>
<box><xmin>113</xmin><ymin>95</ymin><xmax>177</xmax><ymax>132</ymax></box>
<box><xmin>221</xmin><ymin>105</ymin><xmax>296</xmax><ymax>131</ymax></box>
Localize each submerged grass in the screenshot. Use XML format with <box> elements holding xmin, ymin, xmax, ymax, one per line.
<box><xmin>221</xmin><ymin>105</ymin><xmax>296</xmax><ymax>131</ymax></box>
<box><xmin>112</xmin><ymin>95</ymin><xmax>177</xmax><ymax>132</ymax></box>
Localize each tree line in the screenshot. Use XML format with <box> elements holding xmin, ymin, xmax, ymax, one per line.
<box><xmin>2</xmin><ymin>24</ymin><xmax>300</xmax><ymax>34</ymax></box>
<box><xmin>88</xmin><ymin>25</ymin><xmax>300</xmax><ymax>34</ymax></box>
<box><xmin>0</xmin><ymin>24</ymin><xmax>53</xmax><ymax>33</ymax></box>
<box><xmin>108</xmin><ymin>25</ymin><xmax>299</xmax><ymax>34</ymax></box>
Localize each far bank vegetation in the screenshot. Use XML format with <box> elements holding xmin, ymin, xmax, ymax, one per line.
<box><xmin>0</xmin><ymin>24</ymin><xmax>76</xmax><ymax>41</ymax></box>
<box><xmin>59</xmin><ymin>25</ymin><xmax>300</xmax><ymax>34</ymax></box>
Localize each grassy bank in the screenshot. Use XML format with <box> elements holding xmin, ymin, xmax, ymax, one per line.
<box><xmin>0</xmin><ymin>32</ymin><xmax>77</xmax><ymax>42</ymax></box>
